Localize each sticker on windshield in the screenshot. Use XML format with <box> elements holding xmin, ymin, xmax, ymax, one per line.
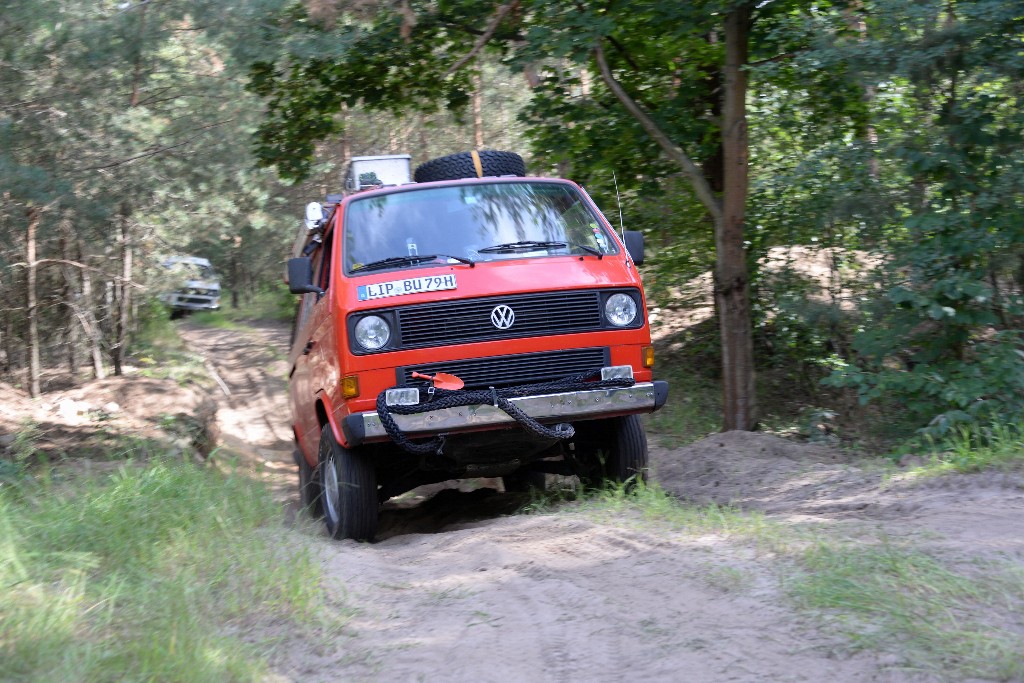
<box><xmin>357</xmin><ymin>274</ymin><xmax>457</xmax><ymax>301</ymax></box>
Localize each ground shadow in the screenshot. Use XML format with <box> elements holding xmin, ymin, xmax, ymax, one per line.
<box><xmin>376</xmin><ymin>485</ymin><xmax>534</xmax><ymax>541</ymax></box>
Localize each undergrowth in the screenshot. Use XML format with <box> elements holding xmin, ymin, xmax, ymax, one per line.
<box><xmin>190</xmin><ymin>285</ymin><xmax>296</xmax><ymax>327</ymax></box>
<box><xmin>646</xmin><ymin>363</ymin><xmax>720</xmax><ymax>445</ymax></box>
<box><xmin>0</xmin><ymin>460</ymin><xmax>330</xmax><ymax>682</ymax></box>
<box><xmin>908</xmin><ymin>422</ymin><xmax>1024</xmax><ymax>476</ymax></box>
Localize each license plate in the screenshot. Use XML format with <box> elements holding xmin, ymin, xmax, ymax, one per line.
<box><xmin>357</xmin><ymin>274</ymin><xmax>457</xmax><ymax>301</ymax></box>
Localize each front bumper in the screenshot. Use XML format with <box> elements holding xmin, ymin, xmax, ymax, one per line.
<box><xmin>341</xmin><ymin>380</ymin><xmax>669</xmax><ymax>447</ymax></box>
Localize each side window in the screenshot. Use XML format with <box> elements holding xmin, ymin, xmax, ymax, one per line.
<box><xmin>315</xmin><ymin>228</ymin><xmax>333</xmax><ymax>291</ymax></box>
<box><xmin>293</xmin><ymin>227</ymin><xmax>332</xmax><ymax>339</ymax></box>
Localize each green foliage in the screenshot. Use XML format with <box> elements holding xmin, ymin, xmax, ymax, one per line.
<box><xmin>0</xmin><ymin>460</ymin><xmax>327</xmax><ymax>682</ymax></box>
<box><xmin>819</xmin><ymin>1</ymin><xmax>1024</xmax><ymax>437</ymax></box>
<box><xmin>909</xmin><ymin>422</ymin><xmax>1024</xmax><ymax>475</ymax></box>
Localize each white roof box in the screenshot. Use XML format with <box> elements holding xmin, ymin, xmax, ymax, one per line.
<box><xmin>345</xmin><ymin>155</ymin><xmax>412</xmax><ymax>191</ymax></box>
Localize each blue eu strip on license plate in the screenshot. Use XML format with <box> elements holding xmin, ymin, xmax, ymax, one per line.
<box><xmin>357</xmin><ymin>274</ymin><xmax>458</xmax><ymax>301</ymax></box>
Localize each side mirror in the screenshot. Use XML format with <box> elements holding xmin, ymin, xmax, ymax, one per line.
<box><xmin>287</xmin><ymin>257</ymin><xmax>325</xmax><ymax>296</ymax></box>
<box><xmin>623</xmin><ymin>230</ymin><xmax>645</xmax><ymax>266</ymax></box>
<box><xmin>304</xmin><ymin>202</ymin><xmax>325</xmax><ymax>231</ymax></box>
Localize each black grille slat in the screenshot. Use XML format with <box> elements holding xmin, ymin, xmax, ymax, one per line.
<box><xmin>400</xmin><ymin>348</ymin><xmax>608</xmax><ymax>389</ymax></box>
<box><xmin>396</xmin><ymin>291</ymin><xmax>603</xmax><ymax>349</ymax></box>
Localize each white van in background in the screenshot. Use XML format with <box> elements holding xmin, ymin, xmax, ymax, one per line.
<box><xmin>159</xmin><ymin>256</ymin><xmax>221</xmax><ymax>315</ymax></box>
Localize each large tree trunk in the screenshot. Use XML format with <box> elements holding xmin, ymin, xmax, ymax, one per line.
<box><xmin>594</xmin><ymin>11</ymin><xmax>758</xmax><ymax>431</ymax></box>
<box><xmin>718</xmin><ymin>5</ymin><xmax>757</xmax><ymax>430</ymax></box>
<box><xmin>26</xmin><ymin>207</ymin><xmax>41</xmax><ymax>397</ymax></box>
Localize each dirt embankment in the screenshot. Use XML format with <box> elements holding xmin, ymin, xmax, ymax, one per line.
<box><xmin>5</xmin><ymin>320</ymin><xmax>1022</xmax><ymax>682</ymax></box>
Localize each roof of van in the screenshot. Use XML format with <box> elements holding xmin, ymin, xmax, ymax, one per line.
<box><xmin>162</xmin><ymin>256</ymin><xmax>212</xmax><ymax>267</ymax></box>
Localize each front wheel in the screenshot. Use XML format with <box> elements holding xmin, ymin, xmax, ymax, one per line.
<box><xmin>296</xmin><ymin>448</ymin><xmax>322</xmax><ymax>518</ymax></box>
<box><xmin>318</xmin><ymin>426</ymin><xmax>378</xmax><ymax>541</ymax></box>
<box><xmin>573</xmin><ymin>415</ymin><xmax>649</xmax><ymax>489</ymax></box>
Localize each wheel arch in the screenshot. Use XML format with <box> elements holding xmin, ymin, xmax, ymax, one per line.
<box><xmin>315</xmin><ymin>392</ymin><xmax>348</xmax><ymax>450</ymax></box>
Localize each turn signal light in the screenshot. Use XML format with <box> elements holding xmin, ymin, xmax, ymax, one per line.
<box><xmin>641</xmin><ymin>346</ymin><xmax>655</xmax><ymax>368</ymax></box>
<box><xmin>342</xmin><ymin>375</ymin><xmax>360</xmax><ymax>398</ymax></box>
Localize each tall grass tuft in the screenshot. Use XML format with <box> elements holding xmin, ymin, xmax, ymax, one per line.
<box><xmin>0</xmin><ymin>461</ymin><xmax>322</xmax><ymax>682</ymax></box>
<box><xmin>791</xmin><ymin>540</ymin><xmax>1024</xmax><ymax>680</ymax></box>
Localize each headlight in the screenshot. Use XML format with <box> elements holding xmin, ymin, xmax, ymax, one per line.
<box><xmin>354</xmin><ymin>315</ymin><xmax>391</xmax><ymax>350</ymax></box>
<box><xmin>604</xmin><ymin>293</ymin><xmax>638</xmax><ymax>327</ymax></box>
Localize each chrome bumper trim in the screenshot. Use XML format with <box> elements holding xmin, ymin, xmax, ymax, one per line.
<box><xmin>346</xmin><ymin>381</ymin><xmax>667</xmax><ymax>446</ymax></box>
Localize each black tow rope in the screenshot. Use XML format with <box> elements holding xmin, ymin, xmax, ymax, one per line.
<box><xmin>375</xmin><ymin>370</ymin><xmax>635</xmax><ymax>455</ymax></box>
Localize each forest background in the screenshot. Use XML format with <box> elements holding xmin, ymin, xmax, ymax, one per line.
<box><xmin>2</xmin><ymin>0</ymin><xmax>1022</xmax><ymax>450</ymax></box>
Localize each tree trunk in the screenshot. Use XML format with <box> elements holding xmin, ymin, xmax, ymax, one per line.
<box><xmin>26</xmin><ymin>207</ymin><xmax>41</xmax><ymax>397</ymax></box>
<box><xmin>594</xmin><ymin>21</ymin><xmax>758</xmax><ymax>431</ymax></box>
<box><xmin>58</xmin><ymin>222</ymin><xmax>80</xmax><ymax>377</ymax></box>
<box><xmin>340</xmin><ymin>103</ymin><xmax>351</xmax><ymax>172</ymax></box>
<box><xmin>78</xmin><ymin>249</ymin><xmax>106</xmax><ymax>380</ymax></box>
<box><xmin>129</xmin><ymin>1</ymin><xmax>148</xmax><ymax>107</ymax></box>
<box><xmin>112</xmin><ymin>211</ymin><xmax>133</xmax><ymax>375</ymax></box>
<box><xmin>472</xmin><ymin>71</ymin><xmax>484</xmax><ymax>148</ymax></box>
<box><xmin>718</xmin><ymin>5</ymin><xmax>757</xmax><ymax>430</ymax></box>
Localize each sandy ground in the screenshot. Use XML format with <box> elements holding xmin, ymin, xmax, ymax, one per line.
<box><xmin>5</xmin><ymin>319</ymin><xmax>1021</xmax><ymax>682</ymax></box>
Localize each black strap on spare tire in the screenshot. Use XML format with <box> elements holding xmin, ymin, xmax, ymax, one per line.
<box><xmin>375</xmin><ymin>370</ymin><xmax>635</xmax><ymax>456</ymax></box>
<box><xmin>413</xmin><ymin>150</ymin><xmax>527</xmax><ymax>183</ymax></box>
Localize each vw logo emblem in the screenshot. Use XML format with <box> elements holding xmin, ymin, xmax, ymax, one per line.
<box><xmin>490</xmin><ymin>305</ymin><xmax>515</xmax><ymax>330</ymax></box>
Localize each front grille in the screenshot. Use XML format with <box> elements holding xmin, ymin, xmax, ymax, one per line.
<box><xmin>399</xmin><ymin>347</ymin><xmax>608</xmax><ymax>389</ymax></box>
<box><xmin>396</xmin><ymin>290</ymin><xmax>603</xmax><ymax>349</ymax></box>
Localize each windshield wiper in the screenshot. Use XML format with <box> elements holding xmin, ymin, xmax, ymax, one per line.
<box><xmin>478</xmin><ymin>240</ymin><xmax>568</xmax><ymax>253</ymax></box>
<box><xmin>351</xmin><ymin>253</ymin><xmax>474</xmax><ymax>273</ymax></box>
<box><xmin>478</xmin><ymin>240</ymin><xmax>603</xmax><ymax>258</ymax></box>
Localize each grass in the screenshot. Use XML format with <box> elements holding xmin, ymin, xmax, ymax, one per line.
<box><xmin>132</xmin><ymin>301</ymin><xmax>212</xmax><ymax>388</ymax></box>
<box><xmin>0</xmin><ymin>460</ymin><xmax>330</xmax><ymax>682</ymax></box>
<box><xmin>527</xmin><ymin>480</ymin><xmax>786</xmax><ymax>548</ymax></box>
<box><xmin>790</xmin><ymin>540</ymin><xmax>1024</xmax><ymax>681</ymax></box>
<box><xmin>533</xmin><ymin>480</ymin><xmax>1024</xmax><ymax>681</ymax></box>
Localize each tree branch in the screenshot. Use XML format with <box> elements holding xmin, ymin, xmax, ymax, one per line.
<box><xmin>72</xmin><ymin>119</ymin><xmax>233</xmax><ymax>172</ymax></box>
<box><xmin>748</xmin><ymin>51</ymin><xmax>802</xmax><ymax>67</ymax></box>
<box><xmin>443</xmin><ymin>0</ymin><xmax>520</xmax><ymax>77</ymax></box>
<box><xmin>9</xmin><ymin>259</ymin><xmax>146</xmax><ymax>289</ymax></box>
<box><xmin>605</xmin><ymin>35</ymin><xmax>641</xmax><ymax>72</ymax></box>
<box><xmin>593</xmin><ymin>40</ymin><xmax>722</xmax><ymax>221</ymax></box>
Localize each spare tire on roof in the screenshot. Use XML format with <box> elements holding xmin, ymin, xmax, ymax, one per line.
<box><xmin>414</xmin><ymin>150</ymin><xmax>526</xmax><ymax>183</ymax></box>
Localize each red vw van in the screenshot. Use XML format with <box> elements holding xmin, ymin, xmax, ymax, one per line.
<box><xmin>287</xmin><ymin>152</ymin><xmax>668</xmax><ymax>540</ymax></box>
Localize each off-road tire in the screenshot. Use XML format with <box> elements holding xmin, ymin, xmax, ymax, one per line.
<box><xmin>502</xmin><ymin>469</ymin><xmax>547</xmax><ymax>493</ymax></box>
<box><xmin>318</xmin><ymin>426</ymin><xmax>378</xmax><ymax>541</ymax></box>
<box><xmin>413</xmin><ymin>150</ymin><xmax>526</xmax><ymax>183</ymax></box>
<box><xmin>296</xmin><ymin>448</ymin><xmax>322</xmax><ymax>518</ymax></box>
<box><xmin>574</xmin><ymin>415</ymin><xmax>649</xmax><ymax>490</ymax></box>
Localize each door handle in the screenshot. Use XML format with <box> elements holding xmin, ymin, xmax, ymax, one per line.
<box><xmin>302</xmin><ymin>340</ymin><xmax>315</xmax><ymax>355</ymax></box>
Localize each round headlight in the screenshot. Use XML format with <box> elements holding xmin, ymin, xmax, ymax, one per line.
<box><xmin>354</xmin><ymin>315</ymin><xmax>391</xmax><ymax>350</ymax></box>
<box><xmin>605</xmin><ymin>293</ymin><xmax>638</xmax><ymax>327</ymax></box>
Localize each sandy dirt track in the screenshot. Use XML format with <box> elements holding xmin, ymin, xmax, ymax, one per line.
<box><xmin>177</xmin><ymin>321</ymin><xmax>1024</xmax><ymax>683</ymax></box>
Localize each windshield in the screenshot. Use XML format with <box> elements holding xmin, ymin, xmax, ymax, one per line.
<box><xmin>165</xmin><ymin>261</ymin><xmax>217</xmax><ymax>281</ymax></box>
<box><xmin>343</xmin><ymin>182</ymin><xmax>617</xmax><ymax>274</ymax></box>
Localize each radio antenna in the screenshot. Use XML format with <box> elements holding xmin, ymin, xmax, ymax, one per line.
<box><xmin>612</xmin><ymin>171</ymin><xmax>625</xmax><ymax>240</ymax></box>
